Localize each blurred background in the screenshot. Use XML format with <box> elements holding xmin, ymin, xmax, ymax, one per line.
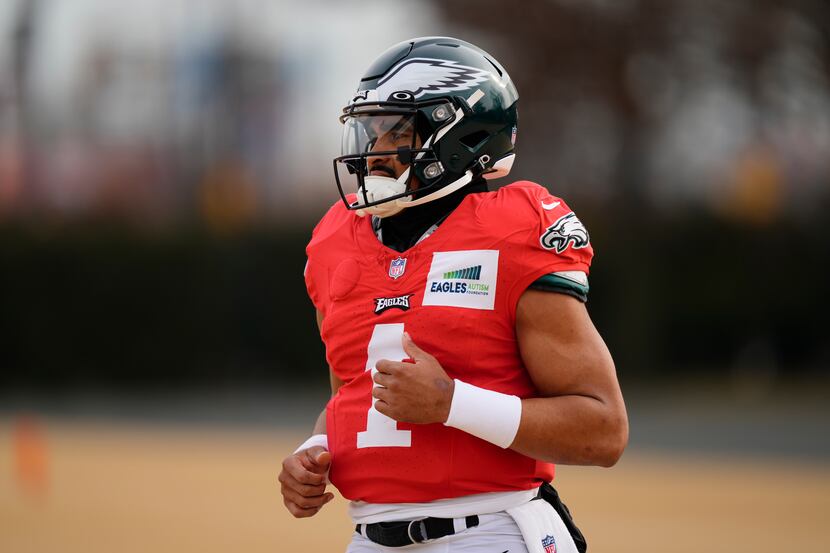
<box><xmin>1</xmin><ymin>0</ymin><xmax>828</xmax><ymax>551</ymax></box>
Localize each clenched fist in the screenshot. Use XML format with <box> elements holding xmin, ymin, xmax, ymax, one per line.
<box><xmin>278</xmin><ymin>446</ymin><xmax>334</xmax><ymax>518</ymax></box>
<box><xmin>372</xmin><ymin>332</ymin><xmax>455</xmax><ymax>424</ymax></box>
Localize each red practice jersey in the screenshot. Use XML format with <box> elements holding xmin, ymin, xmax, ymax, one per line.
<box><xmin>304</xmin><ymin>181</ymin><xmax>593</xmax><ymax>503</ymax></box>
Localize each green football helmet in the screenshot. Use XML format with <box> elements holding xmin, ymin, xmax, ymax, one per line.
<box><xmin>334</xmin><ymin>36</ymin><xmax>519</xmax><ymax>218</ymax></box>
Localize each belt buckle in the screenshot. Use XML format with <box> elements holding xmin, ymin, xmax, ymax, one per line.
<box><xmin>407</xmin><ymin>520</ymin><xmax>425</xmax><ymax>544</ymax></box>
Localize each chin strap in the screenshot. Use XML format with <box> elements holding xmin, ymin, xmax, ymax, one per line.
<box><xmin>353</xmin><ymin>169</ymin><xmax>475</xmax><ymax>218</ymax></box>
<box><xmin>394</xmin><ymin>171</ymin><xmax>475</xmax><ymax>209</ymax></box>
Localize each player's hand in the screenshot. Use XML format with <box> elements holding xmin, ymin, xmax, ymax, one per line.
<box><xmin>373</xmin><ymin>332</ymin><xmax>455</xmax><ymax>424</ymax></box>
<box><xmin>278</xmin><ymin>446</ymin><xmax>334</xmax><ymax>518</ymax></box>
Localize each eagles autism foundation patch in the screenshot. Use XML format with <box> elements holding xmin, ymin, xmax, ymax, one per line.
<box><xmin>422</xmin><ymin>250</ymin><xmax>499</xmax><ymax>310</ymax></box>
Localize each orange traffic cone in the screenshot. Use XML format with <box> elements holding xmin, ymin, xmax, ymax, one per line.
<box><xmin>13</xmin><ymin>415</ymin><xmax>49</xmax><ymax>501</ymax></box>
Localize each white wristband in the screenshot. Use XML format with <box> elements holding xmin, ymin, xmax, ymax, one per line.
<box><xmin>443</xmin><ymin>379</ymin><xmax>522</xmax><ymax>448</ymax></box>
<box><xmin>293</xmin><ymin>433</ymin><xmax>329</xmax><ymax>454</ymax></box>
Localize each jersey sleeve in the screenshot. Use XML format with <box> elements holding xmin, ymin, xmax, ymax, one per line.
<box><xmin>304</xmin><ymin>198</ymin><xmax>354</xmax><ymax>315</ymax></box>
<box><xmin>488</xmin><ymin>182</ymin><xmax>594</xmax><ymax>314</ymax></box>
<box><xmin>529</xmin><ymin>271</ymin><xmax>590</xmax><ymax>302</ymax></box>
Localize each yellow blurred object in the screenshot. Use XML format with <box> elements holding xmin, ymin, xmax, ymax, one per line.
<box><xmin>725</xmin><ymin>147</ymin><xmax>783</xmax><ymax>226</ymax></box>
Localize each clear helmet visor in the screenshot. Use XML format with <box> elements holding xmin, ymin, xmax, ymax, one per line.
<box><xmin>335</xmin><ymin>112</ymin><xmax>427</xmax><ymax>215</ymax></box>
<box><xmin>341</xmin><ymin>113</ymin><xmax>417</xmax><ymax>158</ymax></box>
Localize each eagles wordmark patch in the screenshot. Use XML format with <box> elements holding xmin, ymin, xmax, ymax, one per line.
<box><xmin>374</xmin><ymin>294</ymin><xmax>413</xmax><ymax>315</ymax></box>
<box><xmin>540</xmin><ymin>212</ymin><xmax>590</xmax><ymax>254</ymax></box>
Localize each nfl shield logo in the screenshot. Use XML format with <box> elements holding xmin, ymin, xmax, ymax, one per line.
<box><xmin>388</xmin><ymin>257</ymin><xmax>407</xmax><ymax>279</ymax></box>
<box><xmin>541</xmin><ymin>535</ymin><xmax>556</xmax><ymax>553</ymax></box>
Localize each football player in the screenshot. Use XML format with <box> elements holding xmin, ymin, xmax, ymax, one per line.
<box><xmin>278</xmin><ymin>36</ymin><xmax>628</xmax><ymax>553</ymax></box>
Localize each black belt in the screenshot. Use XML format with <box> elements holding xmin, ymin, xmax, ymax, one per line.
<box><xmin>357</xmin><ymin>515</ymin><xmax>480</xmax><ymax>547</ymax></box>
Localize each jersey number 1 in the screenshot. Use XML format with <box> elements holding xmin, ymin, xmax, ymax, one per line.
<box><xmin>356</xmin><ymin>323</ymin><xmax>412</xmax><ymax>448</ymax></box>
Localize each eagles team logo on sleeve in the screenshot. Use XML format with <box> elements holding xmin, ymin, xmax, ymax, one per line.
<box><xmin>540</xmin><ymin>212</ymin><xmax>590</xmax><ymax>254</ymax></box>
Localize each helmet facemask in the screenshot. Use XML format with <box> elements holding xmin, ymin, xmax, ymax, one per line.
<box><xmin>334</xmin><ymin>96</ymin><xmax>459</xmax><ymax>218</ymax></box>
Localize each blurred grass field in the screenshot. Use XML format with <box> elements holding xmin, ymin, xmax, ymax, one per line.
<box><xmin>1</xmin><ymin>418</ymin><xmax>829</xmax><ymax>553</ymax></box>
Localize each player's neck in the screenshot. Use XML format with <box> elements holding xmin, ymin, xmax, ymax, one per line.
<box><xmin>377</xmin><ymin>178</ymin><xmax>489</xmax><ymax>253</ymax></box>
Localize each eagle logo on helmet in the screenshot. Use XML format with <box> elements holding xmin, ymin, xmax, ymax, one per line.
<box><xmin>540</xmin><ymin>212</ymin><xmax>590</xmax><ymax>254</ymax></box>
<box><xmin>375</xmin><ymin>58</ymin><xmax>491</xmax><ymax>100</ymax></box>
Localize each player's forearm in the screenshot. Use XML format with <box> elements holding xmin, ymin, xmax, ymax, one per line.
<box><xmin>312</xmin><ymin>408</ymin><xmax>327</xmax><ymax>435</ymax></box>
<box><xmin>509</xmin><ymin>394</ymin><xmax>628</xmax><ymax>467</ymax></box>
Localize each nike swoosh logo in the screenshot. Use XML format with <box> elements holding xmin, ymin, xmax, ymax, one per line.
<box><xmin>541</xmin><ymin>201</ymin><xmax>561</xmax><ymax>210</ymax></box>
